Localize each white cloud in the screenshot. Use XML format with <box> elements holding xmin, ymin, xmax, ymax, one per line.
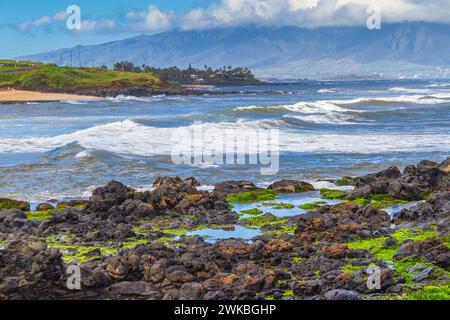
<box><xmin>18</xmin><ymin>10</ymin><xmax>116</xmax><ymax>33</ymax></box>
<box><xmin>80</xmin><ymin>19</ymin><xmax>116</xmax><ymax>32</ymax></box>
<box><xmin>16</xmin><ymin>1</ymin><xmax>450</xmax><ymax>35</ymax></box>
<box><xmin>126</xmin><ymin>5</ymin><xmax>173</xmax><ymax>32</ymax></box>
<box><xmin>18</xmin><ymin>11</ymin><xmax>68</xmax><ymax>30</ymax></box>
<box><xmin>180</xmin><ymin>0</ymin><xmax>450</xmax><ymax>29</ymax></box>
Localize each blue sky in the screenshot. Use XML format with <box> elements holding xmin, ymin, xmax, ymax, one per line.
<box><xmin>1</xmin><ymin>0</ymin><xmax>448</xmax><ymax>58</ymax></box>
<box><xmin>0</xmin><ymin>0</ymin><xmax>218</xmax><ymax>57</ymax></box>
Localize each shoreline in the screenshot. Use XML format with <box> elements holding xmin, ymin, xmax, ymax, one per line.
<box><xmin>0</xmin><ymin>157</ymin><xmax>449</xmax><ymax>300</ymax></box>
<box><xmin>0</xmin><ymin>89</ymin><xmax>104</xmax><ymax>104</ymax></box>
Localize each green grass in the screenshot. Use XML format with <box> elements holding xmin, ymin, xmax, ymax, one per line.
<box><xmin>226</xmin><ymin>190</ymin><xmax>276</xmax><ymax>203</ymax></box>
<box><xmin>0</xmin><ymin>64</ymin><xmax>161</xmax><ymax>91</ymax></box>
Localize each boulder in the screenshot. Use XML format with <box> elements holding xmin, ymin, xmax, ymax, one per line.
<box><xmin>214</xmin><ymin>181</ymin><xmax>260</xmax><ymax>196</ymax></box>
<box><xmin>36</xmin><ymin>203</ymin><xmax>55</xmax><ymax>211</ymax></box>
<box><xmin>394</xmin><ymin>238</ymin><xmax>450</xmax><ymax>270</ymax></box>
<box><xmin>267</xmin><ymin>180</ymin><xmax>314</xmax><ymax>194</ymax></box>
<box><xmin>0</xmin><ymin>198</ymin><xmax>30</xmax><ymax>212</ymax></box>
<box><xmin>323</xmin><ymin>289</ymin><xmax>362</xmax><ymax>300</ymax></box>
<box><xmin>85</xmin><ymin>181</ymin><xmax>133</xmax><ymax>212</ymax></box>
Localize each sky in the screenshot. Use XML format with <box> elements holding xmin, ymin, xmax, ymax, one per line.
<box><xmin>1</xmin><ymin>0</ymin><xmax>449</xmax><ymax>58</ymax></box>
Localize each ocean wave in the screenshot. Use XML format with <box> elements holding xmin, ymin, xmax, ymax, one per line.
<box><xmin>106</xmin><ymin>95</ymin><xmax>163</xmax><ymax>103</ymax></box>
<box><xmin>282</xmin><ymin>113</ymin><xmax>362</xmax><ymax>125</ymax></box>
<box><xmin>235</xmin><ymin>94</ymin><xmax>450</xmax><ymax>114</ymax></box>
<box><xmin>62</xmin><ymin>100</ymin><xmax>88</xmax><ymax>105</ymax></box>
<box><xmin>317</xmin><ymin>89</ymin><xmax>335</xmax><ymax>94</ymax></box>
<box><xmin>342</xmin><ymin>94</ymin><xmax>450</xmax><ymax>105</ymax></box>
<box><xmin>0</xmin><ymin>119</ymin><xmax>449</xmax><ymax>156</ymax></box>
<box><xmin>387</xmin><ymin>87</ymin><xmax>431</xmax><ymax>94</ymax></box>
<box><xmin>425</xmin><ymin>82</ymin><xmax>450</xmax><ymax>88</ymax></box>
<box><xmin>234</xmin><ymin>101</ymin><xmax>361</xmax><ymax>114</ymax></box>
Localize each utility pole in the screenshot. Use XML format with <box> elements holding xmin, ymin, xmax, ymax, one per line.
<box><xmin>77</xmin><ymin>45</ymin><xmax>82</xmax><ymax>68</ymax></box>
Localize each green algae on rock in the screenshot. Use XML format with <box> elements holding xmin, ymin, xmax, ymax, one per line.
<box><xmin>319</xmin><ymin>189</ymin><xmax>348</xmax><ymax>200</ymax></box>
<box><xmin>348</xmin><ymin>194</ymin><xmax>407</xmax><ymax>209</ymax></box>
<box><xmin>226</xmin><ymin>190</ymin><xmax>276</xmax><ymax>203</ymax></box>
<box><xmin>299</xmin><ymin>201</ymin><xmax>328</xmax><ymax>210</ymax></box>
<box><xmin>240</xmin><ymin>208</ymin><xmax>264</xmax><ymax>215</ymax></box>
<box><xmin>273</xmin><ymin>203</ymin><xmax>295</xmax><ymax>210</ymax></box>
<box><xmin>26</xmin><ymin>210</ymin><xmax>55</xmax><ymax>221</ymax></box>
<box><xmin>0</xmin><ymin>198</ymin><xmax>30</xmax><ymax>211</ymax></box>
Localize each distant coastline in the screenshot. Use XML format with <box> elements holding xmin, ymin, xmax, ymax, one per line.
<box><xmin>0</xmin><ymin>60</ymin><xmax>270</xmax><ymax>101</ymax></box>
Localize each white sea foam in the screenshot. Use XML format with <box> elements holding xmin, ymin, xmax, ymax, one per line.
<box><xmin>283</xmin><ymin>113</ymin><xmax>361</xmax><ymax>125</ymax></box>
<box><xmin>309</xmin><ymin>181</ymin><xmax>353</xmax><ymax>191</ymax></box>
<box><xmin>107</xmin><ymin>95</ymin><xmax>163</xmax><ymax>103</ymax></box>
<box><xmin>0</xmin><ymin>119</ymin><xmax>449</xmax><ymax>156</ymax></box>
<box><xmin>425</xmin><ymin>82</ymin><xmax>450</xmax><ymax>88</ymax></box>
<box><xmin>235</xmin><ymin>100</ymin><xmax>361</xmax><ymax>113</ymax></box>
<box><xmin>62</xmin><ymin>100</ymin><xmax>88</xmax><ymax>105</ymax></box>
<box><xmin>387</xmin><ymin>87</ymin><xmax>431</xmax><ymax>94</ymax></box>
<box><xmin>196</xmin><ymin>185</ymin><xmax>215</xmax><ymax>192</ymax></box>
<box><xmin>75</xmin><ymin>150</ymin><xmax>94</xmax><ymax>159</ymax></box>
<box><xmin>235</xmin><ymin>93</ymin><xmax>450</xmax><ymax>114</ymax></box>
<box><xmin>317</xmin><ymin>89</ymin><xmax>335</xmax><ymax>94</ymax></box>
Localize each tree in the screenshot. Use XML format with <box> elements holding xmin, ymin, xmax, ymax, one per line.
<box><xmin>113</xmin><ymin>61</ymin><xmax>135</xmax><ymax>72</ymax></box>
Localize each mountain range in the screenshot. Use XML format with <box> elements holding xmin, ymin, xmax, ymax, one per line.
<box><xmin>20</xmin><ymin>22</ymin><xmax>450</xmax><ymax>80</ymax></box>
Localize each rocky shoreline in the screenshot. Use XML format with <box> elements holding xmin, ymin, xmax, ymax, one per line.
<box><xmin>0</xmin><ymin>158</ymin><xmax>449</xmax><ymax>300</ymax></box>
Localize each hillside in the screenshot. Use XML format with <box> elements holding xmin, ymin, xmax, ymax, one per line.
<box><xmin>20</xmin><ymin>23</ymin><xmax>450</xmax><ymax>79</ymax></box>
<box><xmin>0</xmin><ymin>61</ymin><xmax>172</xmax><ymax>96</ymax></box>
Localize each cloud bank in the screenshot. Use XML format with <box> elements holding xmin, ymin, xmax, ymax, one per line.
<box><xmin>180</xmin><ymin>0</ymin><xmax>450</xmax><ymax>29</ymax></box>
<box><xmin>16</xmin><ymin>0</ymin><xmax>450</xmax><ymax>34</ymax></box>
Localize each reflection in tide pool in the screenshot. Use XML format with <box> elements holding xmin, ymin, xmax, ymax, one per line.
<box><xmin>187</xmin><ymin>226</ymin><xmax>262</xmax><ymax>243</ymax></box>
<box><xmin>234</xmin><ymin>191</ymin><xmax>341</xmax><ymax>218</ymax></box>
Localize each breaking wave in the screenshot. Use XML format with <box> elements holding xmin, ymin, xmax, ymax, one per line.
<box><xmin>0</xmin><ymin>119</ymin><xmax>449</xmax><ymax>156</ymax></box>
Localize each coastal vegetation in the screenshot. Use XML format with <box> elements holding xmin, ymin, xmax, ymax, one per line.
<box><xmin>113</xmin><ymin>61</ymin><xmax>262</xmax><ymax>86</ymax></box>
<box><xmin>0</xmin><ymin>59</ymin><xmax>263</xmax><ymax>98</ymax></box>
<box><xmin>0</xmin><ymin>60</ymin><xmax>162</xmax><ymax>93</ymax></box>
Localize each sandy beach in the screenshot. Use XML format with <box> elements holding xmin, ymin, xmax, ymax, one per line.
<box><xmin>0</xmin><ymin>89</ymin><xmax>102</xmax><ymax>103</ymax></box>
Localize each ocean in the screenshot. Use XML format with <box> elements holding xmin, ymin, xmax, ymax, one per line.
<box><xmin>0</xmin><ymin>79</ymin><xmax>449</xmax><ymax>203</ymax></box>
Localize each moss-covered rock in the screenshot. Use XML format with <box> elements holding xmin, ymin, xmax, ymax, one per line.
<box><xmin>347</xmin><ymin>194</ymin><xmax>407</xmax><ymax>209</ymax></box>
<box><xmin>268</xmin><ymin>180</ymin><xmax>314</xmax><ymax>194</ymax></box>
<box><xmin>226</xmin><ymin>190</ymin><xmax>276</xmax><ymax>203</ymax></box>
<box><xmin>0</xmin><ymin>198</ymin><xmax>30</xmax><ymax>211</ymax></box>
<box><xmin>26</xmin><ymin>210</ymin><xmax>54</xmax><ymax>221</ymax></box>
<box><xmin>273</xmin><ymin>203</ymin><xmax>295</xmax><ymax>209</ymax></box>
<box><xmin>335</xmin><ymin>176</ymin><xmax>355</xmax><ymax>186</ymax></box>
<box><xmin>299</xmin><ymin>201</ymin><xmax>327</xmax><ymax>210</ymax></box>
<box><xmin>240</xmin><ymin>213</ymin><xmax>287</xmax><ymax>228</ymax></box>
<box><xmin>240</xmin><ymin>208</ymin><xmax>264</xmax><ymax>216</ymax></box>
<box><xmin>319</xmin><ymin>189</ymin><xmax>347</xmax><ymax>200</ymax></box>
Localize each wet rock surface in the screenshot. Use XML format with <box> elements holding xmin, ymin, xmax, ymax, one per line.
<box><xmin>1</xmin><ymin>158</ymin><xmax>449</xmax><ymax>300</ymax></box>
